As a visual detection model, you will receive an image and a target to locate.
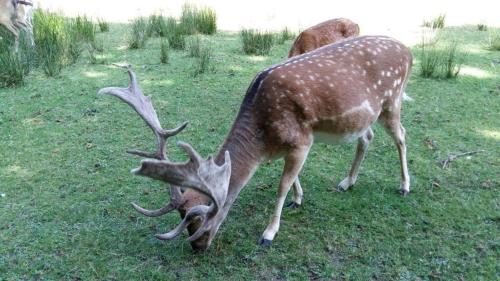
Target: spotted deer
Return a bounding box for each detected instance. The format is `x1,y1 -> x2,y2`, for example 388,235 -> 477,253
99,35 -> 412,250
288,18 -> 360,58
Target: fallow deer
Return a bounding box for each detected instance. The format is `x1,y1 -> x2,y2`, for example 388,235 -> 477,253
99,35 -> 412,250
288,18 -> 360,58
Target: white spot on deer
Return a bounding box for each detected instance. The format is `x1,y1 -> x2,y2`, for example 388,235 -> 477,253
366,87 -> 371,93
362,70 -> 367,76
387,71 -> 392,77
280,74 -> 286,79
384,89 -> 393,97
317,63 -> 324,68
295,74 -> 301,78
358,50 -> 364,55
329,83 -> 335,88
366,61 -> 371,66
381,71 -> 386,77
342,100 -> 375,116
308,75 -> 315,81
377,80 -> 382,85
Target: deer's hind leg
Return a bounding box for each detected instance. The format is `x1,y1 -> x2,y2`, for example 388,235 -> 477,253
286,177 -> 303,209
379,109 -> 410,195
337,127 -> 374,191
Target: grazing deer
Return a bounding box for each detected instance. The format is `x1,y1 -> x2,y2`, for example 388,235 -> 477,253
288,18 -> 359,58
99,35 -> 412,250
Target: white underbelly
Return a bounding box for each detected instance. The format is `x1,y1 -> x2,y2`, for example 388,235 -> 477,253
313,129 -> 367,145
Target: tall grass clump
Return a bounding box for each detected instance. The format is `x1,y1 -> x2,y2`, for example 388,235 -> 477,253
147,14 -> 168,37
65,20 -> 83,64
187,35 -> 201,57
441,42 -> 465,78
33,9 -> 67,76
165,17 -> 185,50
0,30 -> 33,87
419,36 -> 440,78
422,14 -> 446,29
477,23 -> 487,31
160,38 -> 169,64
128,17 -> 148,49
193,46 -> 212,76
74,15 -> 96,43
419,37 -> 465,79
487,31 -> 500,51
276,27 -> 295,45
180,4 -> 217,35
97,18 -> 110,32
195,6 -> 217,35
240,29 -> 275,55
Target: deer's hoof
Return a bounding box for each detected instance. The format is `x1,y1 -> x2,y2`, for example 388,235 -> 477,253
258,238 -> 272,247
286,201 -> 301,209
399,189 -> 410,196
337,177 -> 352,192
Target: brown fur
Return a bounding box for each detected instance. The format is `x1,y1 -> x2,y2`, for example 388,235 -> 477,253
289,18 -> 360,57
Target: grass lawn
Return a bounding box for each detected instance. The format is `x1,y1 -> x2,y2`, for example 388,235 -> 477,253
0,24 -> 499,280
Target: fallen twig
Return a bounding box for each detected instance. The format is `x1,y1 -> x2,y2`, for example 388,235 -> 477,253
440,150 -> 485,169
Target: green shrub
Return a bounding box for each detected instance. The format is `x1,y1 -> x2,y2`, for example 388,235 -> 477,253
477,24 -> 487,31
66,21 -> 83,64
422,14 -> 446,29
276,27 -> 295,45
441,42 -> 465,78
180,4 -> 217,35
74,15 -> 96,43
0,30 -> 33,87
487,32 -> 500,51
165,17 -> 185,50
419,38 -> 465,79
128,17 -> 148,49
240,29 -> 275,55
160,38 -> 169,64
33,9 -> 67,76
147,14 -> 168,37
195,7 -> 217,35
97,18 -> 110,32
193,46 -> 212,76
187,35 -> 201,57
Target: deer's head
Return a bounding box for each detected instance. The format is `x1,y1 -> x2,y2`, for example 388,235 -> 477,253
98,65 -> 231,250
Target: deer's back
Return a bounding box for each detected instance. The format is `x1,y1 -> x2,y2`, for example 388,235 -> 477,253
250,36 -> 412,152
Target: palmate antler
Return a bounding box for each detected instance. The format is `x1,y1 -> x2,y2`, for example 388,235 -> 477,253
98,64 -> 187,216
98,65 -> 231,242
133,142 -> 231,241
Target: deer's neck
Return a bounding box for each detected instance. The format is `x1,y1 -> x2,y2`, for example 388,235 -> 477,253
211,105 -> 264,232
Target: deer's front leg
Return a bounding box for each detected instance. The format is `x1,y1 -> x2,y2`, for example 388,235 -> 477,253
259,144 -> 311,246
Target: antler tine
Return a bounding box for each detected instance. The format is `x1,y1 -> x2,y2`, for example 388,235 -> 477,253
131,201 -> 176,217
155,205 -> 210,240
130,185 -> 183,217
98,64 -> 188,160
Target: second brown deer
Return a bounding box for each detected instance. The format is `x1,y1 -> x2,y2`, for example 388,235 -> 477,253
99,35 -> 412,250
288,18 -> 360,57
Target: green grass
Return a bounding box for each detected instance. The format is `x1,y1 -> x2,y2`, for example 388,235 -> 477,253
180,4 -> 217,35
276,27 -> 295,45
33,9 -> 68,76
240,29 -> 275,55
97,18 -> 110,32
128,17 -> 149,49
487,31 -> 500,51
160,38 -> 169,64
0,23 -> 499,280
423,14 -> 446,29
